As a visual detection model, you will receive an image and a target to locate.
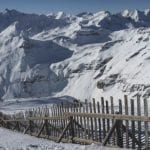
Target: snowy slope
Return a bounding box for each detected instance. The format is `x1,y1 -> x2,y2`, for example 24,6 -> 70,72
0,9 -> 150,104
0,127 -> 127,150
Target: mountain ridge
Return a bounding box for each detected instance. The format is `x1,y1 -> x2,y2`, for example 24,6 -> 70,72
0,9 -> 150,102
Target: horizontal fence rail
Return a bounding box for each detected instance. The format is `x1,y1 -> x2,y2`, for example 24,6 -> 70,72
0,95 -> 150,149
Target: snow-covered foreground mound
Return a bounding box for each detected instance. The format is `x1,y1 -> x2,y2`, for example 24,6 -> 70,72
0,9 -> 150,103
0,127 -> 124,150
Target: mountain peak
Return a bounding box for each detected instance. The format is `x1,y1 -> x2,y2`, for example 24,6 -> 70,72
0,21 -> 20,37
55,11 -> 66,19
0,9 -> 150,102
77,12 -> 93,17
144,8 -> 150,15
2,9 -> 23,16
121,9 -> 130,17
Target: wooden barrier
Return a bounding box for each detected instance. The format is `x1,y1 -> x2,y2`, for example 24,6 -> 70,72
0,95 -> 150,149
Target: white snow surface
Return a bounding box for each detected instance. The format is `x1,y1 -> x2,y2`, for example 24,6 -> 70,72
0,127 -> 126,150
0,9 -> 150,106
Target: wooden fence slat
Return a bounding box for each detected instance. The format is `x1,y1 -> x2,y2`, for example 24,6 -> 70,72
131,99 -> 135,149
103,120 -> 118,146
57,104 -> 61,137
62,103 -> 68,139
89,102 -> 94,140
85,99 -> 90,140
83,100 -> 87,139
73,101 -> 77,139
29,110 -> 32,135
118,99 -> 123,147
59,103 -> 66,134
75,101 -> 80,138
97,101 -> 101,142
45,106 -> 49,136
106,101 -> 110,132
65,103 -> 69,137
101,97 -> 106,139
137,94 -> 141,149
93,98 -> 98,141
106,100 -> 110,144
57,119 -> 71,143
55,104 -> 59,137
54,105 -> 57,137
116,119 -> 123,148
144,98 -> 149,149
51,105 -> 55,137
110,96 -> 115,145
124,95 -> 129,148
79,101 -> 83,139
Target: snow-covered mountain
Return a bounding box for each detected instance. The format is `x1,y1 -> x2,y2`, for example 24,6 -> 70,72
0,8 -> 150,102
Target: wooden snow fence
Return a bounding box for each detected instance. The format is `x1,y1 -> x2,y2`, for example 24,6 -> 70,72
0,95 -> 150,149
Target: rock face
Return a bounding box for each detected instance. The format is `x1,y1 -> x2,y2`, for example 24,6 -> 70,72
0,9 -> 150,101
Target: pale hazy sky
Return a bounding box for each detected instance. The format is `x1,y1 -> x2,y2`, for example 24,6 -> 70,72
0,0 -> 149,14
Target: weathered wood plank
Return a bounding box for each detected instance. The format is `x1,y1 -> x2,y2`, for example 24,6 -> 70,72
55,104 -> 59,137
131,99 -> 135,149
124,95 -> 129,148
144,98 -> 149,149
79,101 -> 83,139
118,100 -> 123,147
29,110 -> 33,134
37,122 -> 45,137
57,120 -> 71,143
69,116 -> 75,143
51,105 -> 55,137
106,101 -> 110,133
75,101 -> 80,138
5,112 -> 150,122
64,112 -> 150,121
101,97 -> 106,139
89,102 -> 94,140
85,99 -> 90,140
137,94 -> 141,149
93,98 -> 98,141
97,101 -> 101,142
72,101 -> 77,139
53,105 -> 57,137
103,120 -> 117,146
116,119 -> 123,148
57,105 -> 60,137
110,96 -> 115,145
82,100 -> 86,139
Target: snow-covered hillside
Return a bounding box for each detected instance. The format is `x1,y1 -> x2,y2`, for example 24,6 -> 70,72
0,127 -> 124,150
0,8 -> 150,103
